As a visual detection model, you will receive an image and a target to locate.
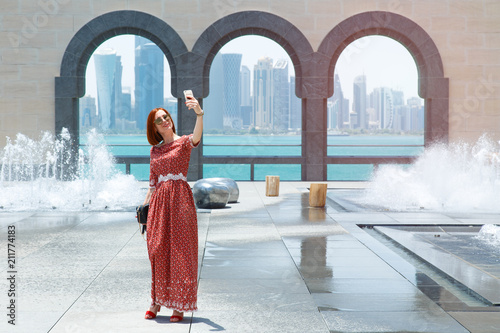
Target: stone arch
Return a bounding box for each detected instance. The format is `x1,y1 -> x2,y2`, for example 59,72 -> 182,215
188,11 -> 316,180
318,11 -> 449,144
191,11 -> 314,98
55,10 -> 188,138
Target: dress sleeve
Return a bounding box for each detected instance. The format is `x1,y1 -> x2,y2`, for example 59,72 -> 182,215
188,134 -> 200,148
149,147 -> 157,188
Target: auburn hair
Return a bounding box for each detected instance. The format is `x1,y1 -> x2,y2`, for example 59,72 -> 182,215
146,108 -> 176,145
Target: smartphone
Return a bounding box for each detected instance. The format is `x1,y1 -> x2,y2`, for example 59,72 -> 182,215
183,89 -> 193,100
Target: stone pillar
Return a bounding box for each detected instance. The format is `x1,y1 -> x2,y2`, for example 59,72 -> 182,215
302,97 -> 327,181
54,76 -> 84,180
300,52 -> 329,181
424,77 -> 449,145
175,52 -> 205,181
177,96 -> 204,181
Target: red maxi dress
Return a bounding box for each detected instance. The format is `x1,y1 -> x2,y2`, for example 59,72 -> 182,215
147,134 -> 199,312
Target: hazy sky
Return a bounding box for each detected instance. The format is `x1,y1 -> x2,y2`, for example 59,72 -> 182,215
85,34 -> 421,105
334,35 -> 420,101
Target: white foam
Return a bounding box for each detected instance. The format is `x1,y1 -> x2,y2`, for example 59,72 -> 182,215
361,134 -> 500,212
477,224 -> 500,247
0,129 -> 143,211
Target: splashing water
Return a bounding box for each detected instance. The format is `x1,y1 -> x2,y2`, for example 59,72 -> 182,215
362,135 -> 500,212
0,129 -> 143,211
477,225 -> 500,248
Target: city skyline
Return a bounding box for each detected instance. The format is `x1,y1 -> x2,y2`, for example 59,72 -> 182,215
82,34 -> 423,133
84,34 -> 421,103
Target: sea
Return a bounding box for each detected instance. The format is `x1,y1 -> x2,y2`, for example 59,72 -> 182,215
80,134 -> 424,181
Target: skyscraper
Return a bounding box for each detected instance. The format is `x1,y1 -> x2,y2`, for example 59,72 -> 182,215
94,48 -> 122,130
135,35 -> 148,50
353,75 -> 367,129
222,53 -> 242,129
391,90 -> 406,131
115,87 -> 135,131
371,87 -> 394,129
272,59 -> 289,131
253,57 -> 273,129
121,86 -> 132,121
240,65 -> 251,107
329,74 -> 349,129
113,55 -> 123,128
408,97 -> 424,131
135,38 -> 164,130
240,65 -> 252,128
79,95 -> 97,130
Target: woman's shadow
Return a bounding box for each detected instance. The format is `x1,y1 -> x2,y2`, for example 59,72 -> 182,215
153,315 -> 225,331
191,316 -> 225,331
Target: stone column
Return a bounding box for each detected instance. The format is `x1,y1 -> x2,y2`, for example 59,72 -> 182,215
302,97 -> 327,180
175,52 -> 205,181
300,54 -> 329,181
54,75 -> 84,180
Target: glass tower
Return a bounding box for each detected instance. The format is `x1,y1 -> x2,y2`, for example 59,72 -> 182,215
353,74 -> 367,129
222,53 -> 242,129
94,48 -> 122,130
135,38 -> 164,130
240,65 -> 251,107
253,57 -> 273,129
272,59 -> 289,131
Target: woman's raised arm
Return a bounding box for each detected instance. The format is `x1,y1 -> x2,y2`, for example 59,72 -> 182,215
185,97 -> 203,145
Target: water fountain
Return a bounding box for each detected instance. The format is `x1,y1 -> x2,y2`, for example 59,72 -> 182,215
0,128 -> 143,211
477,224 -> 500,248
362,134 -> 500,212
343,135 -> 500,306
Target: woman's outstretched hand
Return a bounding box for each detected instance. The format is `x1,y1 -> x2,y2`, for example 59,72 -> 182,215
186,95 -> 203,145
185,96 -> 203,115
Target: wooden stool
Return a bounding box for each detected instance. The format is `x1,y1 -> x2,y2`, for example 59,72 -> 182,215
265,176 -> 280,196
309,183 -> 327,207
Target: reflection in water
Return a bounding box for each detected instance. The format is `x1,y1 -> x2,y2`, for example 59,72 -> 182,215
301,193 -> 327,221
299,237 -> 332,279
297,194 -> 332,278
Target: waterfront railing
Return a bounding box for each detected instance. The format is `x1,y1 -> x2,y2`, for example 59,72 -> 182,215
90,143 -> 420,181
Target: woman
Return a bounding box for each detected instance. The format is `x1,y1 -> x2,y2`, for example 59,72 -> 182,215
142,96 -> 203,322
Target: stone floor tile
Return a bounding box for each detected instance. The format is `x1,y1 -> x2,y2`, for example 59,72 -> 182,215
50,310 -> 192,333
1,182 -> 499,333
321,310 -> 469,333
305,277 -> 417,294
197,292 -> 318,312
313,292 -> 441,312
189,310 -> 329,333
449,311 -> 500,333
198,278 -> 310,294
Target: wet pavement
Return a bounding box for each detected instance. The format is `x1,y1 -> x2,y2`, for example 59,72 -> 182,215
1,181 -> 500,332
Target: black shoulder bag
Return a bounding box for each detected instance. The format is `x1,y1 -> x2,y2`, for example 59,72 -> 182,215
136,204 -> 149,235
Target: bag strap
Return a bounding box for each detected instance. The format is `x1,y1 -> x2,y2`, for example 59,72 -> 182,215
139,224 -> 147,241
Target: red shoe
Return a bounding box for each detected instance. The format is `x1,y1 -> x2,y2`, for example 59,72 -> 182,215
170,311 -> 184,322
145,305 -> 160,319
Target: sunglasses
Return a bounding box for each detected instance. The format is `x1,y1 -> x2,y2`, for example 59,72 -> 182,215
154,114 -> 170,125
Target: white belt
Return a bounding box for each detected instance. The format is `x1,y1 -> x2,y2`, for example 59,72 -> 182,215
157,173 -> 187,183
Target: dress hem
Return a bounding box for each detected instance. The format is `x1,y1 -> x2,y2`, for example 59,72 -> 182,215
152,300 -> 198,313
